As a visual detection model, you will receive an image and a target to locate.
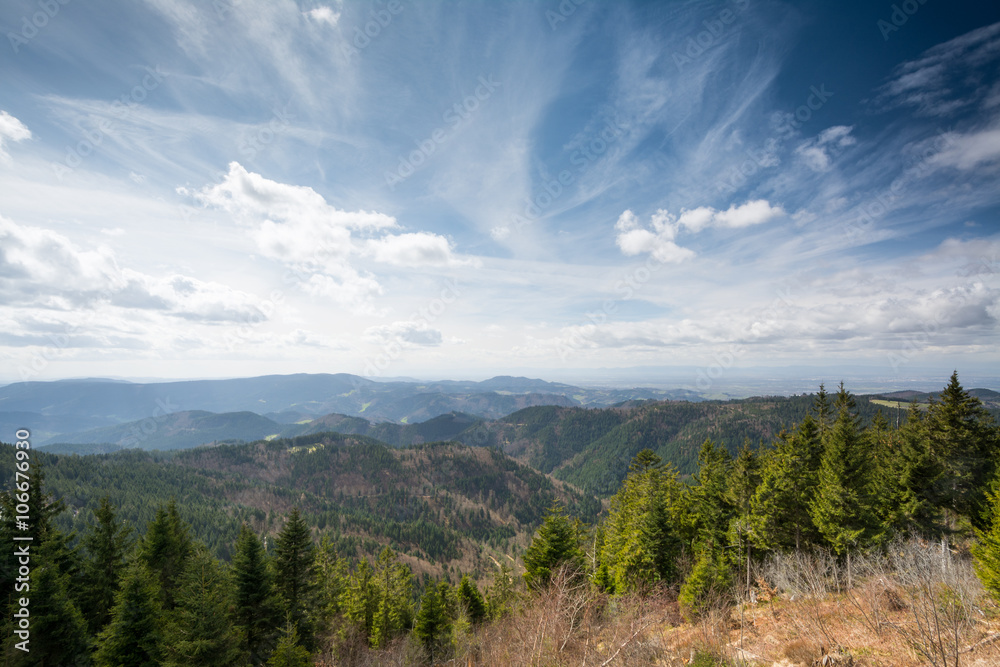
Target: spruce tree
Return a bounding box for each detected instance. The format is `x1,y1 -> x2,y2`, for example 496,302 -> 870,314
371,547 -> 413,648
891,402 -> 945,536
342,558 -> 377,641
139,500 -> 192,610
21,537 -> 89,666
266,622 -> 312,667
232,524 -> 280,665
522,505 -> 584,589
274,508 -> 317,650
457,575 -> 486,625
413,581 -> 451,661
810,401 -> 874,581
80,496 -> 134,635
687,440 -> 733,552
162,547 -> 243,667
925,371 -> 999,532
974,474 -> 1000,602
599,449 -> 682,592
94,562 -> 166,667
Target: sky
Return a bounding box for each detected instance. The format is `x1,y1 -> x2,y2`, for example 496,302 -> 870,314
0,0 -> 999,388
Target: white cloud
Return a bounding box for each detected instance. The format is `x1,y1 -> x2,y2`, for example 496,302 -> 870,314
0,111 -> 31,159
305,6 -> 340,26
795,125 -> 856,172
186,163 -> 475,310
615,200 -> 784,262
927,126 -> 1000,171
364,321 -> 443,347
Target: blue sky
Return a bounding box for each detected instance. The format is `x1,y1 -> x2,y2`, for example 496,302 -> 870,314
0,0 -> 998,386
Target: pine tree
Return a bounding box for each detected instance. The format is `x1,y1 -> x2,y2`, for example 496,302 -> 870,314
371,547 -> 413,648
232,524 -> 281,665
139,500 -> 193,610
413,581 -> 451,661
94,562 -> 166,667
687,440 -> 733,552
812,383 -> 833,435
484,560 -> 516,620
750,416 -> 823,551
342,558 -> 378,641
522,505 -> 584,589
162,547 -> 243,667
810,401 -> 875,580
925,371 -> 999,532
266,622 -> 312,667
891,402 -> 945,536
599,449 -> 682,593
973,478 -> 1000,603
80,496 -> 134,635
274,508 -> 317,650
21,536 -> 89,666
457,575 -> 486,624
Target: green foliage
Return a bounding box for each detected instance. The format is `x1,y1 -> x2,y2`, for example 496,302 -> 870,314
413,580 -> 452,661
232,524 -> 281,664
678,549 -> 732,621
599,449 -> 682,592
139,499 -> 193,610
371,547 -> 413,648
162,547 -> 243,667
274,508 -> 317,650
80,496 -> 134,635
20,536 -> 89,666
457,575 -> 487,624
973,479 -> 1000,603
485,560 -> 517,620
522,505 -> 584,589
94,562 -> 166,667
266,622 -> 312,667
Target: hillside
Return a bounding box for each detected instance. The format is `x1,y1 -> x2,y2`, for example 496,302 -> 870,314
4,433 -> 600,580
455,394 -> 906,494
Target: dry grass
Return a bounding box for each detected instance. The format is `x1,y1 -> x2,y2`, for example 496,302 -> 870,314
317,541 -> 1000,666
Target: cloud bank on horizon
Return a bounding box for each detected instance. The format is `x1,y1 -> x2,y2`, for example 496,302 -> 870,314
0,0 -> 998,385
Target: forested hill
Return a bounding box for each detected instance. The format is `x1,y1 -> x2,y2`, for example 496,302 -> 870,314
457,393 -> 909,495
0,433 -> 599,581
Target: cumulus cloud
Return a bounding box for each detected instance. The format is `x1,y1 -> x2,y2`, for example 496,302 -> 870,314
0,216 -> 263,323
0,111 -> 30,159
614,200 -> 784,263
796,125 -> 856,172
364,321 -> 443,347
185,163 -> 474,310
305,6 -> 340,26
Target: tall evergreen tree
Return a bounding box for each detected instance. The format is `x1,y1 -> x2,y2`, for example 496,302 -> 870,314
162,547 -> 243,667
599,449 -> 682,593
810,401 -> 875,571
266,622 -> 312,667
925,371 -> 999,532
457,576 -> 486,625
974,475 -> 1000,603
750,415 -> 823,551
232,524 -> 281,665
522,505 -> 584,589
19,536 -> 89,667
139,500 -> 193,610
686,440 -> 733,552
413,581 -> 451,662
342,558 -> 378,641
371,547 -> 413,648
94,562 -> 166,667
80,496 -> 134,635
812,383 -> 833,435
890,402 -> 945,537
273,508 -> 317,651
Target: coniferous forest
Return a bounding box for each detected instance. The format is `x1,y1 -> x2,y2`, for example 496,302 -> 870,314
3,372 -> 1000,665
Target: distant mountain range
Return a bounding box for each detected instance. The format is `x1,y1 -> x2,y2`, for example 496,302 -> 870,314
0,373 -> 696,445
